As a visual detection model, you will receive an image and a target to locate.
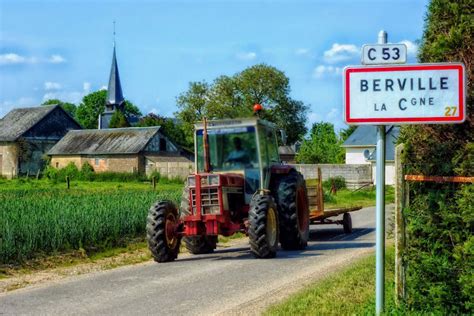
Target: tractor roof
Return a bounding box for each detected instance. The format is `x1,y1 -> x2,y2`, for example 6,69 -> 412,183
194,118 -> 276,130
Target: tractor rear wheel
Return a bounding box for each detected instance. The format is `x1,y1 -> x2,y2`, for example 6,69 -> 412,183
147,201 -> 181,262
180,184 -> 217,254
248,194 -> 279,258
184,236 -> 217,254
273,171 -> 310,250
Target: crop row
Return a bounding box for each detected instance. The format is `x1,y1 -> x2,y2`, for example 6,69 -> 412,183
0,188 -> 181,264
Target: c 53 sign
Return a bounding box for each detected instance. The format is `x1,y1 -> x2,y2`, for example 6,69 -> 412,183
343,63 -> 466,124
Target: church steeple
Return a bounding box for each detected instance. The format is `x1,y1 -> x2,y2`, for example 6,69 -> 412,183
105,46 -> 124,111
99,21 -> 127,129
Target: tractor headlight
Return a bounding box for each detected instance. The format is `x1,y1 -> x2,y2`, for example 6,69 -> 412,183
208,175 -> 219,186
187,176 -> 196,187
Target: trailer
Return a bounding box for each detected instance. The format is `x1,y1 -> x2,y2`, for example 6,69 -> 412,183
306,168 -> 363,234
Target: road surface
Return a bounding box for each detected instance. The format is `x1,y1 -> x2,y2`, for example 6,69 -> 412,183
0,205 -> 392,316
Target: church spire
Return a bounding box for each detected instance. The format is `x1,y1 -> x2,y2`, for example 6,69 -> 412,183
106,47 -> 124,110
99,21 -> 126,129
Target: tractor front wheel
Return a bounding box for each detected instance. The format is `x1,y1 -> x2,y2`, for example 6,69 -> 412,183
248,194 -> 279,258
147,201 -> 181,262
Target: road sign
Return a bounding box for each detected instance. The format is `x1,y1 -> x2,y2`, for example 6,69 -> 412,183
343,63 -> 466,124
362,44 -> 407,64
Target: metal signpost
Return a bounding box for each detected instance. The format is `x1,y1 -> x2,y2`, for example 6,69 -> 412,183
343,30 -> 466,315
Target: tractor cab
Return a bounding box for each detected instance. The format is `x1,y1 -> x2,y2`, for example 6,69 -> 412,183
194,118 -> 280,203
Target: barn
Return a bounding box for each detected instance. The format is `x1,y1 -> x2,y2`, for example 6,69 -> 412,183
48,127 -> 192,177
0,105 -> 81,178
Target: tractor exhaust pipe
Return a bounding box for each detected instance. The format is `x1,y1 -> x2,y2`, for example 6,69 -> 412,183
203,117 -> 211,173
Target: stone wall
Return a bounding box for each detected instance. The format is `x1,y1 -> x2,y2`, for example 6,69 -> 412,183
146,161 -> 194,180
51,155 -> 140,173
0,142 -> 19,179
293,164 -> 373,189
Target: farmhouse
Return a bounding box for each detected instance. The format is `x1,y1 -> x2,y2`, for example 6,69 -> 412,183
48,127 -> 192,177
0,105 -> 81,178
342,125 -> 399,185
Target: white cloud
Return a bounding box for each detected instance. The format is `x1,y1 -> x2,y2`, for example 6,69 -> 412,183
295,48 -> 312,57
0,53 -> 66,65
323,43 -> 359,63
236,51 -> 257,61
48,54 -> 66,64
99,85 -> 107,91
44,81 -> 62,91
83,82 -> 91,93
399,40 -> 418,57
312,65 -> 342,79
0,53 -> 37,65
0,97 -> 37,117
42,82 -> 91,104
326,107 -> 338,120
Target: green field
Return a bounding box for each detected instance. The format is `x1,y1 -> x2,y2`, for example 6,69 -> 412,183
1,177 -> 388,265
0,179 -> 182,264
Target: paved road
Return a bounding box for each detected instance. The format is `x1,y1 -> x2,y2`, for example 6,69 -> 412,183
0,205 -> 392,316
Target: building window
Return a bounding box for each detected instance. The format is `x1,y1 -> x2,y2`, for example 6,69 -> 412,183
95,158 -> 100,166
159,138 -> 167,151
55,162 -> 59,168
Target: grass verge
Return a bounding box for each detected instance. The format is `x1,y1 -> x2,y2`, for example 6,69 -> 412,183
265,245 -> 397,316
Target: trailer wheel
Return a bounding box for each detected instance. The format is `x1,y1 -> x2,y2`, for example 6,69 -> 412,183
248,194 -> 279,258
273,171 -> 309,250
343,213 -> 352,234
147,201 -> 181,262
184,236 -> 217,254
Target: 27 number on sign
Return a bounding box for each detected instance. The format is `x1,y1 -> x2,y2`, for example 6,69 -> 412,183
445,106 -> 457,116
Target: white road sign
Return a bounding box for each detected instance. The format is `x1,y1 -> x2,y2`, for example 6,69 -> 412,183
343,63 -> 466,124
361,44 -> 407,64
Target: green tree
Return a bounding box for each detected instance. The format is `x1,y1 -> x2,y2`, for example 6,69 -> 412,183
76,90 -> 142,129
399,0 -> 473,313
339,125 -> 357,142
137,113 -> 189,149
296,122 -> 344,164
42,99 -> 77,118
176,64 -> 308,145
109,110 -> 130,128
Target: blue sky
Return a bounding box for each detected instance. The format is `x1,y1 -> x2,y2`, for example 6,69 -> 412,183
0,0 -> 429,130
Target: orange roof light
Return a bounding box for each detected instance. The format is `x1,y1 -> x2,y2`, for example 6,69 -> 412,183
253,103 -> 263,112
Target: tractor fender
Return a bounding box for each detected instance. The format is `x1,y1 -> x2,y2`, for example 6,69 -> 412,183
270,165 -> 296,175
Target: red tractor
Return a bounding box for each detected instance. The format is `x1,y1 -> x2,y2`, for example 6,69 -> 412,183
146,117 -> 310,262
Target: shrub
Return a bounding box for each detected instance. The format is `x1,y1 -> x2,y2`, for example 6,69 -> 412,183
80,162 -> 95,181
323,176 -> 346,191
148,170 -> 161,182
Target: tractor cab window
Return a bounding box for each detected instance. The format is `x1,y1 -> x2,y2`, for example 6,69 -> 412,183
196,126 -> 258,172
258,126 -> 280,187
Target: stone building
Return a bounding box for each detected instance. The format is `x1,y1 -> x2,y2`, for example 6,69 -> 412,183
48,127 -> 192,177
0,105 -> 81,178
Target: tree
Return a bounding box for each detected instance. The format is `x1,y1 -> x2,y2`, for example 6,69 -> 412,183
295,122 -> 344,164
339,125 -> 357,142
137,113 -> 189,149
75,90 -> 142,129
176,64 -> 308,145
398,1 -> 473,313
42,99 -> 77,118
109,110 -> 130,128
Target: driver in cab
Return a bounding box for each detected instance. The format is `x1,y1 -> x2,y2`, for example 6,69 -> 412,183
225,137 -> 250,167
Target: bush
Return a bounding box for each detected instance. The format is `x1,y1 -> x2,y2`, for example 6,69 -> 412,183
148,170 -> 161,182
322,176 -> 346,191
80,162 -> 95,181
